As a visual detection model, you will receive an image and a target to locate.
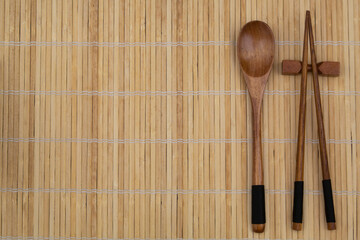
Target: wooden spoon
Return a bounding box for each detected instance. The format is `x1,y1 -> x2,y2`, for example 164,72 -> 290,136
237,21 -> 275,233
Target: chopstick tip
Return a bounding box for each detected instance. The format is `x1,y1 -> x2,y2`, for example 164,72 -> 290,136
327,222 -> 336,230
292,222 -> 302,231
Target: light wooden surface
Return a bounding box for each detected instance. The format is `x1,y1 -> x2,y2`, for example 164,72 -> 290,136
0,0 -> 359,239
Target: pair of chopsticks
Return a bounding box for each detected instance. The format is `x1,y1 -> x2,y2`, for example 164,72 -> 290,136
292,11 -> 336,231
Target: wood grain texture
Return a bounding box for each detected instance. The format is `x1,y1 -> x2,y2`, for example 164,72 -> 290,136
294,12 -> 309,184
308,12 -> 336,231
0,0 -> 359,239
308,13 -> 332,182
291,11 -> 309,232
237,21 -> 275,188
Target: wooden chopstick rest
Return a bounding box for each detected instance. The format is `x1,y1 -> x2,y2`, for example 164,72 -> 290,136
282,60 -> 340,76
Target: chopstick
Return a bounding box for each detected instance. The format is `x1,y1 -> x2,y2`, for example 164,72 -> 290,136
292,11 -> 336,231
308,11 -> 336,231
292,11 -> 309,231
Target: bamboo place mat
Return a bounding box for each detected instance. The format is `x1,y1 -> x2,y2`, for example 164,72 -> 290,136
0,0 -> 360,239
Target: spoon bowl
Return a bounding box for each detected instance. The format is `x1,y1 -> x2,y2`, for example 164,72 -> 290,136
237,21 -> 275,233
238,21 -> 275,78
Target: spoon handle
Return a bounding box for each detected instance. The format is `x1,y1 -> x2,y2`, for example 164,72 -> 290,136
251,103 -> 265,232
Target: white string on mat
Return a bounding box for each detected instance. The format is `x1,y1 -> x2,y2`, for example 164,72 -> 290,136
0,138 -> 248,144
0,237 -> 309,240
0,40 -> 234,47
0,90 -> 249,96
275,40 -> 360,46
0,188 -> 358,196
0,137 -> 358,144
1,89 -> 359,97
0,40 -> 359,47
